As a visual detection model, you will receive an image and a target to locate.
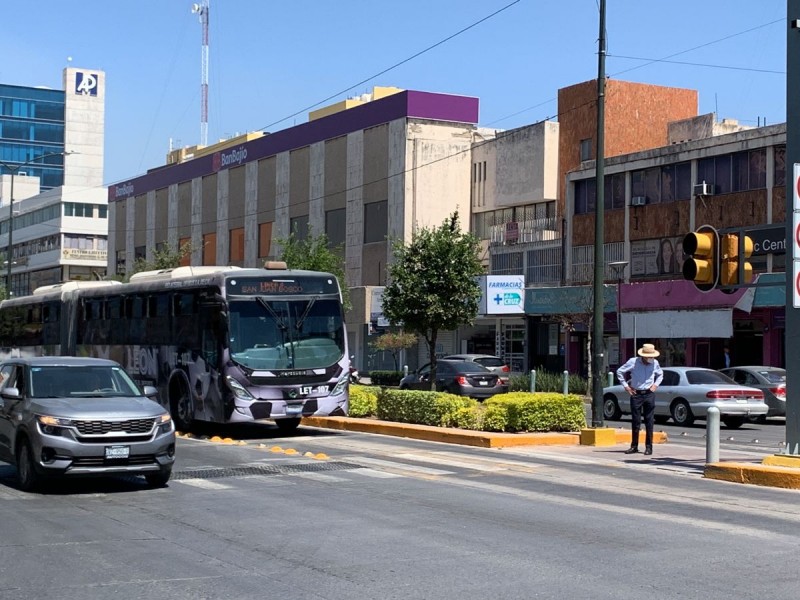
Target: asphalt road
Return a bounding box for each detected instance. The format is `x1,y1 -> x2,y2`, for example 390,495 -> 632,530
0,423 -> 798,599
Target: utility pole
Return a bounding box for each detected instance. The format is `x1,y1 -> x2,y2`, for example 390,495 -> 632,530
785,0 -> 800,452
590,0 -> 607,427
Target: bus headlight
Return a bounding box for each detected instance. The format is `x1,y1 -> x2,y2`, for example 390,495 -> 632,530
226,376 -> 255,401
331,372 -> 349,397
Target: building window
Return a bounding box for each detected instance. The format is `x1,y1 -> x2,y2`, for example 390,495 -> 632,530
289,216 -> 309,241
364,200 -> 387,243
580,138 -> 592,162
134,246 -> 146,260
202,233 -> 216,265
775,145 -> 786,187
258,222 -> 272,258
229,227 -> 244,263
325,208 -> 346,248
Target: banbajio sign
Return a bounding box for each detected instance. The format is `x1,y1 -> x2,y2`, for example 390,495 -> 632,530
212,146 -> 248,172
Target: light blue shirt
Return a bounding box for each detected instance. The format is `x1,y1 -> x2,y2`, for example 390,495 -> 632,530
617,357 -> 664,390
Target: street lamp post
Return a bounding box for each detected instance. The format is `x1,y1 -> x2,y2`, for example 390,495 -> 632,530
0,151 -> 71,295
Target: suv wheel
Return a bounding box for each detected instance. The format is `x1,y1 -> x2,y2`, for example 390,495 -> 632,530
16,439 -> 41,493
145,469 -> 172,488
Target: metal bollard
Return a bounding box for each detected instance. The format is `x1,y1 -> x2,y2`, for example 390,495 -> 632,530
706,406 -> 720,464
529,370 -> 536,393
562,370 -> 569,395
403,365 -> 408,377
607,371 -> 613,388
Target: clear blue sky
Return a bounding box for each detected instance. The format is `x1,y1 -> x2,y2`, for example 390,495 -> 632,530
1,0 -> 787,187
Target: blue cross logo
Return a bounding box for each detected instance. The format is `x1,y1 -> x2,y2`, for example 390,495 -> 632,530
493,294 -> 503,305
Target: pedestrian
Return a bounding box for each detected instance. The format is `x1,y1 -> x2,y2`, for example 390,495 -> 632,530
616,343 -> 664,456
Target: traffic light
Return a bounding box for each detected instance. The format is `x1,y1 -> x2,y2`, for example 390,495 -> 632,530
682,225 -> 718,291
719,233 -> 754,287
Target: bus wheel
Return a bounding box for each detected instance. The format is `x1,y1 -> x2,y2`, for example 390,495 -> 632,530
170,382 -> 194,432
275,418 -> 301,434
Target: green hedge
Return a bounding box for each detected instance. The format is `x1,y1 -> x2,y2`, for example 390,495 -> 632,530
348,384 -> 378,417
369,370 -> 404,386
373,388 -> 585,433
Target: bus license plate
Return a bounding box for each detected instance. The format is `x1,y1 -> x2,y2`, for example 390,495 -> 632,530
105,446 -> 130,460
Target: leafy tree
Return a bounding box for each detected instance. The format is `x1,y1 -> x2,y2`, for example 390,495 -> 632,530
371,330 -> 418,371
130,241 -> 194,277
277,227 -> 350,311
382,212 -> 483,390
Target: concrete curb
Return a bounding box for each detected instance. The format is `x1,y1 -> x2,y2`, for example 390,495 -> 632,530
704,462 -> 800,489
301,417 -> 667,449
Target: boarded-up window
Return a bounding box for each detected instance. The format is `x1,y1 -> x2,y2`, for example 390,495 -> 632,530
259,222 -> 272,258
202,233 -> 216,265
230,227 -> 245,263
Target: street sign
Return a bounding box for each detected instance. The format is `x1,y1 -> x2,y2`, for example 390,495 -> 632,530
795,260 -> 800,308
795,163 -> 800,211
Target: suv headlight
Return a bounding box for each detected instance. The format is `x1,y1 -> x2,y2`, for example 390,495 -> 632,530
158,413 -> 173,434
37,415 -> 73,436
226,376 -> 255,401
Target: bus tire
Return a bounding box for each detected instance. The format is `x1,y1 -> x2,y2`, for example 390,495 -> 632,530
275,418 -> 301,434
170,378 -> 194,432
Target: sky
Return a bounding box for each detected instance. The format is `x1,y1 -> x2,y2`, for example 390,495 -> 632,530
0,0 -> 788,188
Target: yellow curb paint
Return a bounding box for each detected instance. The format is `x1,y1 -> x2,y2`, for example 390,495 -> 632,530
705,462 -> 800,489
210,436 -> 223,442
579,428 -> 617,446
762,454 -> 800,467
314,453 -> 329,460
284,448 -> 298,455
270,446 -> 283,452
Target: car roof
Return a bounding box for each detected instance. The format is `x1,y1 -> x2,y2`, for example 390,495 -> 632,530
725,366 -> 784,372
2,356 -> 121,367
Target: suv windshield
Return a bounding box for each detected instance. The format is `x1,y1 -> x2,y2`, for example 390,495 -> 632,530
29,366 -> 142,398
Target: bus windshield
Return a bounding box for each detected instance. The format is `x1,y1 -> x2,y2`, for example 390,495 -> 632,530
228,297 -> 345,370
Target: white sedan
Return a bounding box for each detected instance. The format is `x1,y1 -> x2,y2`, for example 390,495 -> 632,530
602,366 -> 768,429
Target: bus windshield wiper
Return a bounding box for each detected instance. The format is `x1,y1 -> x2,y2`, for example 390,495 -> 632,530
256,297 -> 287,331
294,296 -> 318,331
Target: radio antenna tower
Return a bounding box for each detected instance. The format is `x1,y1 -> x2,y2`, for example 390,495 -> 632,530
192,0 -> 209,147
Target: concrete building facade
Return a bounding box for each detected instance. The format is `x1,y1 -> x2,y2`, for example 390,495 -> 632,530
0,67 -> 108,296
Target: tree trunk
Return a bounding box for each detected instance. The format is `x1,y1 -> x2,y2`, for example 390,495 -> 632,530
427,329 -> 438,391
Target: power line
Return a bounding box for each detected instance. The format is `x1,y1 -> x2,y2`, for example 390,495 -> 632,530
608,55 -> 784,75
254,1 -> 522,133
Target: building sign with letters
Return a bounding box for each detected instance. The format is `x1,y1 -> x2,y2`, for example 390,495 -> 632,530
480,275 -> 525,315
75,72 -> 99,96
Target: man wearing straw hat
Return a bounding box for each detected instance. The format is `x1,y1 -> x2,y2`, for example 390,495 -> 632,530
616,343 -> 664,456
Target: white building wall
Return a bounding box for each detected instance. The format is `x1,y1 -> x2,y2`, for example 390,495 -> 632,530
244,161 -> 259,266
168,184 -> 179,249
216,170 -> 229,265
274,152 -> 290,247
309,142 -> 325,235
145,190 -> 156,261
402,120 -> 474,240
62,68 -> 105,189
191,178 -> 203,264
387,119 -> 406,267
345,131 -> 364,287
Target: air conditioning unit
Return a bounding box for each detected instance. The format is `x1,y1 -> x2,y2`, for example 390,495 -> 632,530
630,196 -> 647,207
694,182 -> 714,196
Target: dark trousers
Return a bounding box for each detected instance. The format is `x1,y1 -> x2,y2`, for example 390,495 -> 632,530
630,391 -> 655,448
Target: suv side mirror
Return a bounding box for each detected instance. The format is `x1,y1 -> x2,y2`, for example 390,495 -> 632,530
1,387 -> 20,400
142,385 -> 159,399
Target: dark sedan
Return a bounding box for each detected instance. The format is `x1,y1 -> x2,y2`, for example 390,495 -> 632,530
399,359 -> 505,400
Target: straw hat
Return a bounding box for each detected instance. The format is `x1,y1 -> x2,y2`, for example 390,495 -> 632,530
637,343 -> 660,358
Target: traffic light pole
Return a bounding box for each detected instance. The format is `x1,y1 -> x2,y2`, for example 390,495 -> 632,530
786,2 -> 800,453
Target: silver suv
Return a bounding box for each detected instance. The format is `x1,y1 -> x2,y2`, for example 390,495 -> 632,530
0,356 -> 175,491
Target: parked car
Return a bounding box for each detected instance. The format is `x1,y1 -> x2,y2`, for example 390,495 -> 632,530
719,366 -> 786,419
0,356 -> 176,492
602,366 -> 767,429
399,359 -> 504,400
441,354 -> 511,390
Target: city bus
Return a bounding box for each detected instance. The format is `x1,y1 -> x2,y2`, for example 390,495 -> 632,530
0,264 -> 350,431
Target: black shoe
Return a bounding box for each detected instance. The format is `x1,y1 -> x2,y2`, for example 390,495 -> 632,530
644,447 -> 653,456
624,447 -> 639,454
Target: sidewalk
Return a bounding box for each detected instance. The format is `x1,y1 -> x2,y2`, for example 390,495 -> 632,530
301,416 -> 800,490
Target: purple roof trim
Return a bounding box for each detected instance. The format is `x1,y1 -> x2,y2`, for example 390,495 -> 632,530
619,280 -> 749,311
108,90 -> 479,202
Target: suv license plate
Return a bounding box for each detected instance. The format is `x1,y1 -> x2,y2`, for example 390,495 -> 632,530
105,446 -> 130,459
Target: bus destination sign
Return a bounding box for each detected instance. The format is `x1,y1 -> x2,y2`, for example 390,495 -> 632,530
227,276 -> 339,296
